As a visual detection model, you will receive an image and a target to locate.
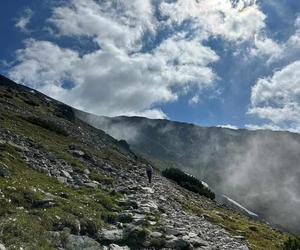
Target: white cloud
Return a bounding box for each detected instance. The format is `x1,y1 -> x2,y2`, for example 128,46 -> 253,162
9,0 -> 269,119
48,0 -> 155,52
9,39 -> 79,90
250,35 -> 283,61
245,123 -> 285,132
248,60 -> 300,132
160,0 -> 266,42
189,95 -> 200,105
217,124 -> 239,130
251,15 -> 300,63
15,8 -> 33,33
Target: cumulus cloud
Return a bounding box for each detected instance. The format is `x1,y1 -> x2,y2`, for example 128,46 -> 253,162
251,15 -> 300,63
160,0 -> 266,42
248,60 -> 300,132
9,0 -> 268,118
15,8 -> 33,33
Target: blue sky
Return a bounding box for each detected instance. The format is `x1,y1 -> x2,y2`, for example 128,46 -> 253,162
1,0 -> 300,132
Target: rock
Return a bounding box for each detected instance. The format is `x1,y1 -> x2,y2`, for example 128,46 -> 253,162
0,243 -> 6,250
165,237 -> 190,249
57,176 -> 68,184
108,244 -> 130,250
149,221 -> 157,226
139,200 -> 158,212
0,163 -> 10,178
189,236 -> 209,247
84,169 -> 90,175
98,229 -> 123,242
188,232 -> 197,238
33,198 -> 55,208
118,199 -> 138,209
141,187 -> 154,194
7,141 -> 29,152
166,227 -> 183,236
84,182 -> 98,188
61,170 -> 72,179
150,231 -> 163,238
68,144 -> 77,150
48,231 -> 61,247
233,235 -> 245,240
70,150 -> 86,158
65,235 -> 101,250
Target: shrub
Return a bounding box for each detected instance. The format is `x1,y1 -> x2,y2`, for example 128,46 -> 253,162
162,168 -> 215,200
283,237 -> 300,250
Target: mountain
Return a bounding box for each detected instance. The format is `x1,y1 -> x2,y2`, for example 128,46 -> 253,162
0,74 -> 294,249
76,114 -> 300,235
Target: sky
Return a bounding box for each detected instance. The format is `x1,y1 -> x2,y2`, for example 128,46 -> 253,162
1,0 -> 300,132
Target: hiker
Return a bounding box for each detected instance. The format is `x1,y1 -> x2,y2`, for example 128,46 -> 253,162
146,164 -> 153,184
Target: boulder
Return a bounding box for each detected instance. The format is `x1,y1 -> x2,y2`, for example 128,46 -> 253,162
98,229 -> 124,242
0,243 -> 6,250
189,236 -> 209,247
61,170 -> 72,179
84,182 -> 98,188
0,163 -> 10,178
150,231 -> 163,238
108,244 -> 130,250
65,235 -> 101,250
165,237 -> 190,249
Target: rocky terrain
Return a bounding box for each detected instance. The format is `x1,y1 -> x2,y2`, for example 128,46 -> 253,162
0,74 -> 290,249
77,114 -> 300,235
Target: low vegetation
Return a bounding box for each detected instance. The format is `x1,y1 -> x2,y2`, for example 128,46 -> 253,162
283,237 -> 300,250
183,202 -> 289,250
162,167 -> 215,200
0,142 -> 118,249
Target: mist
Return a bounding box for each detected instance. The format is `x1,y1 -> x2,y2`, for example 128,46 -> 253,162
76,112 -> 300,234
220,133 -> 300,234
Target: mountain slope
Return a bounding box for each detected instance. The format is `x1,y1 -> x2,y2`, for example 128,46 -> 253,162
76,114 -> 300,235
0,75 -> 291,249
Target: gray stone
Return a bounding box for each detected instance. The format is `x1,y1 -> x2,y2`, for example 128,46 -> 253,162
84,182 -> 98,188
150,231 -> 163,238
84,169 -> 91,175
98,229 -> 123,242
65,235 -> 101,250
141,187 -> 154,194
0,243 -> 6,250
71,150 -> 86,157
61,170 -> 72,179
166,228 -> 183,236
165,238 -> 190,249
57,176 -> 68,184
189,236 -> 209,247
0,163 -> 10,178
108,244 -> 130,250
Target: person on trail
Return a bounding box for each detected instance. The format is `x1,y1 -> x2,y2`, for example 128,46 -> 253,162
146,164 -> 153,184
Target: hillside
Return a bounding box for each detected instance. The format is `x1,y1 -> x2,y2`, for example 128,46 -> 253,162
76,115 -> 300,235
0,74 -> 292,249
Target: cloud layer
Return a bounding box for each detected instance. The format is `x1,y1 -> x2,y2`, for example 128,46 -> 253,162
9,0 -> 269,118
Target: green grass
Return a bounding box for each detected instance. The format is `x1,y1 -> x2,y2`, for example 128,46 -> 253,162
0,141 -> 118,249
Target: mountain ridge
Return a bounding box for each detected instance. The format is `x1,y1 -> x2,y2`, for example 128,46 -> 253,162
0,74 -> 294,249
76,112 -> 300,235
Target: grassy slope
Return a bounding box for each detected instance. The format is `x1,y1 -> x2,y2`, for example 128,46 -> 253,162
0,80 -> 127,249
0,77 -> 291,249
